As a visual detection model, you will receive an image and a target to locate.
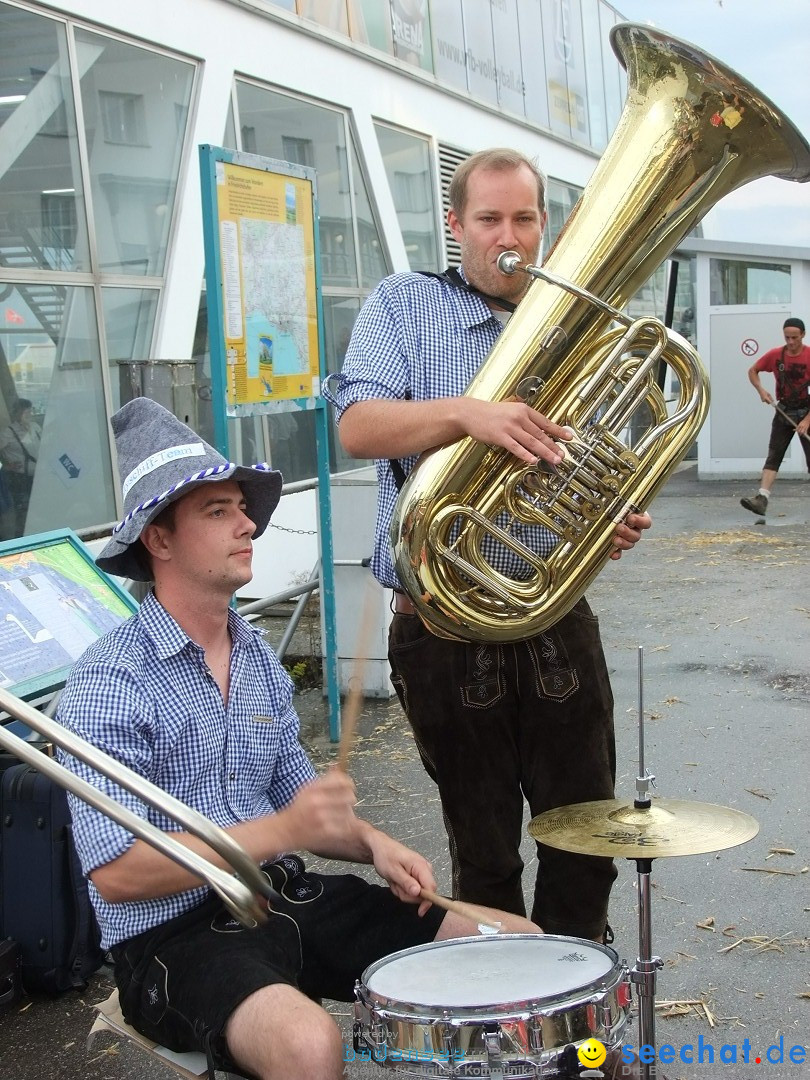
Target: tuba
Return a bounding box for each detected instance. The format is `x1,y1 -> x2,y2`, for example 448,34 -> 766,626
391,23 -> 810,643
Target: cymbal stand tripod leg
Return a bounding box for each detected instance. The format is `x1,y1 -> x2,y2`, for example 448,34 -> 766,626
630,857 -> 664,1080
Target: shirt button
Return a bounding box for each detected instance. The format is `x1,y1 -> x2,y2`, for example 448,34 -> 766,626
228,771 -> 236,781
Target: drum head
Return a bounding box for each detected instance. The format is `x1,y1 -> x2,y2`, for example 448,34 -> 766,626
364,934 -> 617,1009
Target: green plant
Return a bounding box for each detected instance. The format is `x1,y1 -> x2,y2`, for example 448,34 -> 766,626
286,660 -> 308,687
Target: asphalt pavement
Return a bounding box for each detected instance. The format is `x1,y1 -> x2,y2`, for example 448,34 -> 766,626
1,466 -> 808,1080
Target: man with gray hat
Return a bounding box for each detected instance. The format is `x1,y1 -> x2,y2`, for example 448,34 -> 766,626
56,398 -> 536,1080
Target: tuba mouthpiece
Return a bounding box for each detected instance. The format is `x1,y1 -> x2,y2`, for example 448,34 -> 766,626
497,251 -> 521,275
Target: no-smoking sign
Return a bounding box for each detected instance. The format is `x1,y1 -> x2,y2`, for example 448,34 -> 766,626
741,338 -> 759,356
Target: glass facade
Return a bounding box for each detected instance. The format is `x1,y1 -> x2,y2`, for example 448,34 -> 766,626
627,259 -> 696,345
0,0 -> 669,543
545,177 -> 582,251
0,284 -> 114,539
581,0 -> 608,150
540,0 -> 589,144
75,29 -> 194,277
101,288 -> 160,409
0,5 -> 90,273
709,260 -> 791,306
270,0 -> 625,151
374,123 -> 440,273
0,2 -> 196,541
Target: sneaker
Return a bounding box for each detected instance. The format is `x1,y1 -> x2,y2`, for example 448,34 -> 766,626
740,493 -> 768,517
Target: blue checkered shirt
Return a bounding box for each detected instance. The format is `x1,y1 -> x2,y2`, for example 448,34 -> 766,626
56,590 -> 316,949
324,271 -> 556,589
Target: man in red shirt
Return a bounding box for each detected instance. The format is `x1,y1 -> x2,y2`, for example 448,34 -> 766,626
740,317 -> 810,517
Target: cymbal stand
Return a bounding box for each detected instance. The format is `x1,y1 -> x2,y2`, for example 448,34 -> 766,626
628,647 -> 664,1080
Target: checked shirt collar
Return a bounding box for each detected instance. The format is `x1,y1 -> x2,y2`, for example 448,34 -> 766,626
138,588 -> 258,660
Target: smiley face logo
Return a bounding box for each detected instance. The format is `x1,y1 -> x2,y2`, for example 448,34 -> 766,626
577,1038 -> 607,1069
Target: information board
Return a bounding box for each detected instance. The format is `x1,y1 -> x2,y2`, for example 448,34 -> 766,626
200,148 -> 321,420
0,529 -> 138,700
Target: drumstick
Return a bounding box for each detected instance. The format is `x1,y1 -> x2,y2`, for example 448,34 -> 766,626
419,888 -> 502,934
336,580 -> 377,773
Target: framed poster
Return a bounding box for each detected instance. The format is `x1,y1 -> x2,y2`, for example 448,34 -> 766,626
199,146 -> 323,446
0,529 -> 137,701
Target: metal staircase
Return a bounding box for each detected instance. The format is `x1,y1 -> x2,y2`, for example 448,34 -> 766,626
0,212 -> 68,343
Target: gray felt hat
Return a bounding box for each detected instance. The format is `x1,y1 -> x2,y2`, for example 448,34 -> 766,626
96,397 -> 282,581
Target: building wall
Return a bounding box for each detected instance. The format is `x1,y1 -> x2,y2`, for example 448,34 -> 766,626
3,1 -> 807,598
1,0 -> 623,587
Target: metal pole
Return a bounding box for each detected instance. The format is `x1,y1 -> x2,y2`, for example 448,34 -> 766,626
635,645 -> 653,807
634,858 -> 661,1080
276,561 -> 320,662
630,646 -> 662,1077
657,258 -> 679,391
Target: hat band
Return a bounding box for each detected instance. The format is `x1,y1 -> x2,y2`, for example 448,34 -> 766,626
122,441 -> 205,499
112,462 -> 274,536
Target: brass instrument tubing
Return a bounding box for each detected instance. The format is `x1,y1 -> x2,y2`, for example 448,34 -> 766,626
0,687 -> 272,924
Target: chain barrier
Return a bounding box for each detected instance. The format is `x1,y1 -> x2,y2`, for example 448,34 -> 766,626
268,521 -> 317,536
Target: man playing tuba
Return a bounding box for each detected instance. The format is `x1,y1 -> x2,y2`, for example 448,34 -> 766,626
327,148 -> 652,945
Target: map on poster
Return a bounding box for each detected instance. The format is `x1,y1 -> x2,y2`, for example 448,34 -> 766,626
213,158 -> 320,414
242,220 -> 309,381
0,532 -> 137,698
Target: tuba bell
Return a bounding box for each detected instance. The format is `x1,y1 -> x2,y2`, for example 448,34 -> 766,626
391,23 -> 810,643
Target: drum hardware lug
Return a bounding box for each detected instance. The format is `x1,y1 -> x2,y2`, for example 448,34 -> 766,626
351,1018 -> 363,1054
351,987 -> 364,1054
527,1009 -> 545,1054
371,1019 -> 388,1055
585,990 -> 616,1033
617,963 -> 634,1008
440,1022 -> 454,1061
482,1025 -> 506,1080
599,997 -> 614,1026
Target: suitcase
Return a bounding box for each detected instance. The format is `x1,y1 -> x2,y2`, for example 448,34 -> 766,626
0,762 -> 104,994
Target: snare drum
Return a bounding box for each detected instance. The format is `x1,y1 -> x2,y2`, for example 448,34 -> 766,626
354,935 -> 631,1078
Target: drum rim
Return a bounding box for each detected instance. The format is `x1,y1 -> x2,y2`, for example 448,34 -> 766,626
358,933 -> 624,1016
361,933 -> 618,979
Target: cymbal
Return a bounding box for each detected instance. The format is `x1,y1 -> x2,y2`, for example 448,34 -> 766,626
528,798 -> 759,858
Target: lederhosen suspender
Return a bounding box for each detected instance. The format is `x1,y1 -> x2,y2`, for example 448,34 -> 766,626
421,267 -> 518,317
